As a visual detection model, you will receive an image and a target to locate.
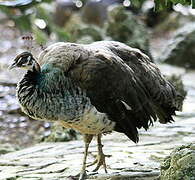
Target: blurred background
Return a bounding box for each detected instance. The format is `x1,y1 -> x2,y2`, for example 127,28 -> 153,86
0,0 -> 194,154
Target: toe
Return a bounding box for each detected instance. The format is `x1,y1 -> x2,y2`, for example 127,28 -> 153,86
87,159 -> 98,167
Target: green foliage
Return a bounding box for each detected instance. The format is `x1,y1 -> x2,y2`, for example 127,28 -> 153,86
12,14 -> 32,32
131,0 -> 146,8
1,0 -> 195,44
154,0 -> 192,11
35,5 -> 70,41
0,6 -> 33,31
0,0 -> 70,43
129,0 -> 193,10
32,26 -> 48,45
53,26 -> 70,41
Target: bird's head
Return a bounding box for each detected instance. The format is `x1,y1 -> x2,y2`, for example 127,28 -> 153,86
9,52 -> 40,72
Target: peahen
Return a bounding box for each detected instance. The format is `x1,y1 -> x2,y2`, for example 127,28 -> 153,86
10,41 -> 183,180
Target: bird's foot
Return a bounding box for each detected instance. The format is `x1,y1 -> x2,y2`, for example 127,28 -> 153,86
73,170 -> 87,180
78,170 -> 87,180
87,153 -> 111,173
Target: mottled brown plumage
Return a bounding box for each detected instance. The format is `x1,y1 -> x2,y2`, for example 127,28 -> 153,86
10,41 -> 182,180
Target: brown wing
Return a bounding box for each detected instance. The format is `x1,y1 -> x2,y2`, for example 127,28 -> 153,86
66,46 -> 158,143
102,41 -> 181,123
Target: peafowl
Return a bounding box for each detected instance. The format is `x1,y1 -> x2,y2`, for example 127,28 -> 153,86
10,41 -> 183,180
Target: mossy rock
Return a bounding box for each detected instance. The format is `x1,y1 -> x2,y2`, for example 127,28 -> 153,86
154,12 -> 195,35
43,124 -> 79,142
65,14 -> 104,44
165,75 -> 187,111
160,144 -> 195,180
81,0 -> 110,26
105,5 -> 150,57
0,143 -> 18,155
160,23 -> 195,69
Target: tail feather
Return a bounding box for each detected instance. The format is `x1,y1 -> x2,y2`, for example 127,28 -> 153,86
108,100 -> 139,143
113,100 -> 157,143
154,105 -> 175,124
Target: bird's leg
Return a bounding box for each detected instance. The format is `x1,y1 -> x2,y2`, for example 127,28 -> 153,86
79,134 -> 93,180
87,134 -> 110,173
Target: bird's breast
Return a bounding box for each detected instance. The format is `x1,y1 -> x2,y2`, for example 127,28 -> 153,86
60,106 -> 116,134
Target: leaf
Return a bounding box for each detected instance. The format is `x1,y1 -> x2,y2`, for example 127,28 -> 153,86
12,14 -> 32,31
154,0 -> 193,10
52,25 -> 71,41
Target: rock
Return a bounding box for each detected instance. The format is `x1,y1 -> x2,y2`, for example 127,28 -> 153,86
154,11 -> 195,36
53,0 -> 79,27
160,144 -> 195,180
43,125 -> 79,142
105,5 -> 151,58
159,23 -> 195,69
0,138 -> 162,180
65,14 -> 104,43
151,11 -> 195,61
75,24 -> 104,43
165,75 -> 187,111
81,0 -> 122,26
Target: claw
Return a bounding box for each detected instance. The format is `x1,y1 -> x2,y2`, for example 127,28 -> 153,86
87,154 -> 111,170
92,153 -> 111,173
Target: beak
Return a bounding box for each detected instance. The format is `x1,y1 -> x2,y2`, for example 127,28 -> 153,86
8,63 -> 17,70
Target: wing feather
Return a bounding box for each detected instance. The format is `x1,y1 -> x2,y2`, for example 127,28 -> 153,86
102,41 -> 181,123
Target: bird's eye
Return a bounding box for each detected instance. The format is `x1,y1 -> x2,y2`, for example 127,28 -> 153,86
17,56 -> 28,66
